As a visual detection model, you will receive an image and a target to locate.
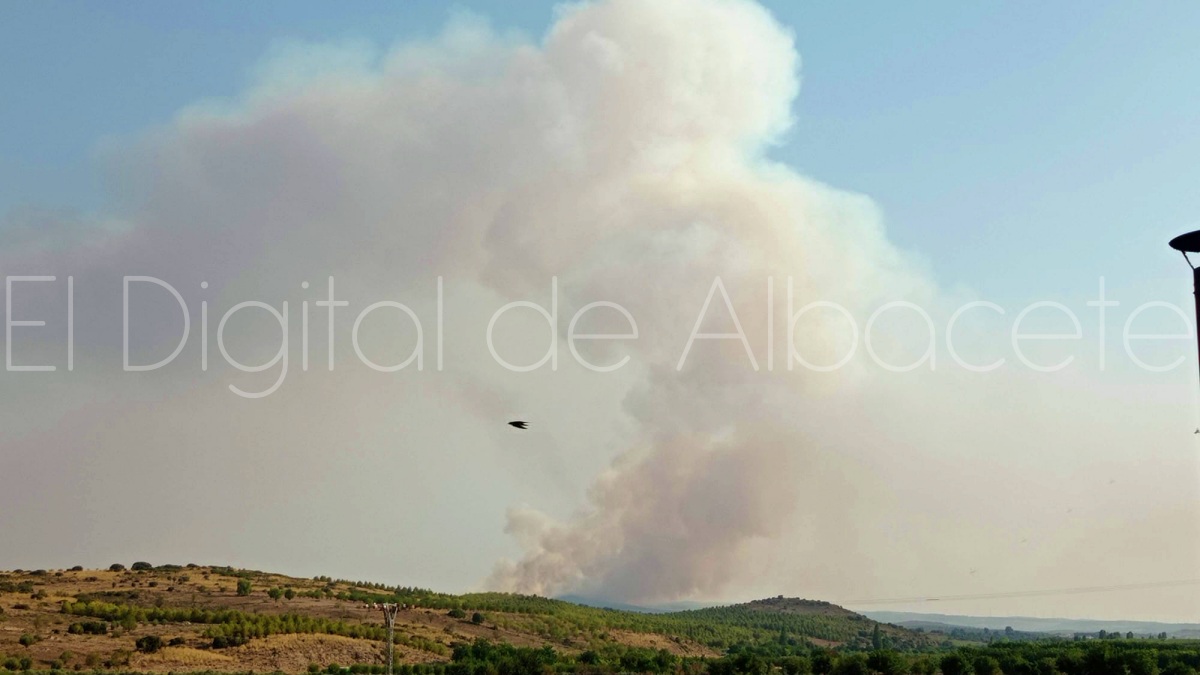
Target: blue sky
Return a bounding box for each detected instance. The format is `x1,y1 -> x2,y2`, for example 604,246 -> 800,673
3,1 -> 1198,308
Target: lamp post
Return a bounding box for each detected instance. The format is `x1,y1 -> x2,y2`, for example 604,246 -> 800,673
1168,229 -> 1200,432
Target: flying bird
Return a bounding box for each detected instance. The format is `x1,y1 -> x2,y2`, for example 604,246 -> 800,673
508,421 -> 528,429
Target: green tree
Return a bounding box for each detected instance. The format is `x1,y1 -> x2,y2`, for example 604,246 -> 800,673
831,654 -> 869,675
1035,657 -> 1060,675
236,579 -> 252,596
731,651 -> 767,675
973,655 -> 1000,675
1163,663 -> 1198,675
811,651 -> 834,675
867,650 -> 904,675
910,656 -> 939,675
1126,650 -> 1159,675
781,656 -> 811,675
940,653 -> 970,675
269,587 -> 283,601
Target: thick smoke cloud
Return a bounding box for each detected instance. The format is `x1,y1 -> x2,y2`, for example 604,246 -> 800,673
1,0 -> 1196,617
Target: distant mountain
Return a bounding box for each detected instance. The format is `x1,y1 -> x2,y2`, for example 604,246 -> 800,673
861,610 -> 1200,638
562,594 -> 878,619
555,594 -> 660,613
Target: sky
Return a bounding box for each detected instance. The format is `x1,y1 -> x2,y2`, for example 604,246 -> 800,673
0,0 -> 1198,622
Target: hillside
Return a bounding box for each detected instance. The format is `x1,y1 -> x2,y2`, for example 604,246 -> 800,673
0,565 -> 930,673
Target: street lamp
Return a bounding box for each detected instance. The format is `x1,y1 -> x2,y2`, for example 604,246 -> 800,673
1168,228 -> 1200,432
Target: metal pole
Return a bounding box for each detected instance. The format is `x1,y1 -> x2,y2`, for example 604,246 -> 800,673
380,603 -> 399,675
1192,266 -> 1200,431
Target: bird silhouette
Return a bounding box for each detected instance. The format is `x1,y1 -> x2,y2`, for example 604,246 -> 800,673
508,421 -> 528,429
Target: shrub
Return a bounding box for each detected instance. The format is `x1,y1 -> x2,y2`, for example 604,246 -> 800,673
168,637 -> 185,647
308,664 -> 322,674
268,588 -> 283,601
17,635 -> 37,647
69,566 -> 83,572
67,622 -> 107,636
108,564 -> 125,572
211,636 -> 248,649
447,608 -> 466,619
131,562 -> 152,571
471,612 -> 485,625
284,588 -> 296,600
17,658 -> 31,672
236,579 -> 252,596
106,650 -> 131,668
135,635 -> 164,653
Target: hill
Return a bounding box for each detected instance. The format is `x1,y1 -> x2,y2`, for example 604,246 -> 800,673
862,611 -> 1200,639
0,565 -> 930,673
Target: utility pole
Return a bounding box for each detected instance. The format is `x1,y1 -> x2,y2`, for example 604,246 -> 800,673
379,603 -> 400,675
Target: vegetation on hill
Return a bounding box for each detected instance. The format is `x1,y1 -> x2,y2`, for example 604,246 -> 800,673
0,566 -> 1196,675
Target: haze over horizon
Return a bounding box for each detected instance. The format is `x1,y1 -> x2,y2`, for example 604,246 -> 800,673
0,0 -> 1197,623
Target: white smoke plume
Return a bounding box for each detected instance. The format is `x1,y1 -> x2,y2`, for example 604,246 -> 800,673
1,0 -> 1196,616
